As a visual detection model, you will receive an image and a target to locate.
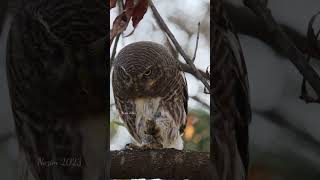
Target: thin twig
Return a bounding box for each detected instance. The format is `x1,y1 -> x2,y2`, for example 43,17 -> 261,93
110,34 -> 121,66
179,61 -> 209,80
110,0 -> 124,67
148,0 -> 210,92
165,36 -> 210,80
192,22 -> 201,62
191,96 -> 209,109
254,109 -> 320,156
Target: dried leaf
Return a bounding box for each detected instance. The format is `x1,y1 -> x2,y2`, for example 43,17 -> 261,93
124,0 -> 134,15
123,0 -> 148,37
110,0 -> 149,45
132,0 -> 148,28
110,0 -> 117,9
110,12 -> 130,47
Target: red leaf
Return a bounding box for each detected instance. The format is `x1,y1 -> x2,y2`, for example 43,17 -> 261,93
110,12 -> 131,47
132,0 -> 148,28
124,0 -> 134,16
110,0 -> 149,45
110,0 -> 117,9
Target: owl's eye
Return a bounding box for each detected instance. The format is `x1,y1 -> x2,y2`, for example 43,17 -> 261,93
144,69 -> 152,76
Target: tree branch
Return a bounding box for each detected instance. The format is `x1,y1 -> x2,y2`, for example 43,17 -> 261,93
243,0 -> 320,99
148,0 -> 210,92
110,149 -> 212,179
110,34 -> 120,66
254,109 -> 320,156
224,2 -> 320,60
191,96 -> 210,109
179,61 -> 209,80
110,0 -> 123,68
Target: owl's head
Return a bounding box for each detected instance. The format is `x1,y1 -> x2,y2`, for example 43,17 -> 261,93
112,41 -> 178,98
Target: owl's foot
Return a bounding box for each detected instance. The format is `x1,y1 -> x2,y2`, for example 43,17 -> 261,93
144,120 -> 161,139
124,143 -> 140,150
141,143 -> 163,149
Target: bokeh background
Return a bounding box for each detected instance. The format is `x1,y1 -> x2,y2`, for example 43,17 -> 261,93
0,0 -> 319,180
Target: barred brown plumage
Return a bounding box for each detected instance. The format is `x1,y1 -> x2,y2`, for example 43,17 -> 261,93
6,1 -> 106,180
212,1 -> 251,180
112,41 -> 188,150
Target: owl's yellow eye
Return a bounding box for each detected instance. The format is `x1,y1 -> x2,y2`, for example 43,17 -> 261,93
144,69 -> 152,76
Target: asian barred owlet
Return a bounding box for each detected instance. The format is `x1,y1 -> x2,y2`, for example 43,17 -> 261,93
112,41 -> 188,150
6,1 -> 107,180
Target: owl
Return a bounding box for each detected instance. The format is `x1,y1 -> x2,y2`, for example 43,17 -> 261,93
112,41 -> 188,150
6,1 -> 107,180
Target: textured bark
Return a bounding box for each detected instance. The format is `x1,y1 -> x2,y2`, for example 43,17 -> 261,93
110,149 -> 213,179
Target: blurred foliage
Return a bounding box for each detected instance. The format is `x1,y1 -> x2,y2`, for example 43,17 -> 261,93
183,109 -> 210,152
110,114 -> 123,140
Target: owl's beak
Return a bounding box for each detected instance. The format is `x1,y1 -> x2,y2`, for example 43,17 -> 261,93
132,78 -> 140,94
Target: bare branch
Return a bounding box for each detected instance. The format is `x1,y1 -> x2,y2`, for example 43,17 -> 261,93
191,96 -> 210,109
254,109 -> 320,156
110,0 -> 124,67
165,36 -> 209,80
110,149 -> 212,179
148,0 -> 210,92
243,0 -> 320,100
110,34 -> 121,66
192,22 -> 201,62
179,61 -> 209,80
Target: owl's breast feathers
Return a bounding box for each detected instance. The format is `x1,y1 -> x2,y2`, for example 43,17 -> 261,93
133,97 -> 184,149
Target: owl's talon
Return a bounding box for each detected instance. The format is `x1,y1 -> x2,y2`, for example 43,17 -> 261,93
141,143 -> 163,149
125,143 -> 140,150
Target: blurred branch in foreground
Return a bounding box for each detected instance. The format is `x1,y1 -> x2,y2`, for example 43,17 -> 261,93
110,149 -> 214,179
243,0 -> 320,102
224,2 -> 320,60
254,109 -> 320,156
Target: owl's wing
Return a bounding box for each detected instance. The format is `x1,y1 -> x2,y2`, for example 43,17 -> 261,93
114,96 -> 141,143
161,70 -> 188,135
